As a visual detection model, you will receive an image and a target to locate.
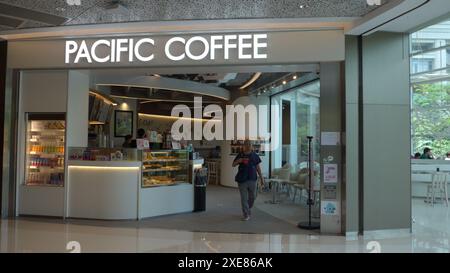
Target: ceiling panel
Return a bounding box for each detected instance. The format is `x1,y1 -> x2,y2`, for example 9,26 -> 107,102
0,2 -> 67,26
0,14 -> 23,28
0,0 -> 392,30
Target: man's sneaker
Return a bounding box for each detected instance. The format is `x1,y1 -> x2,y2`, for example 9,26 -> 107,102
242,215 -> 250,221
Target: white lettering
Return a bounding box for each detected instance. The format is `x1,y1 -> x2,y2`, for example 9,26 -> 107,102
238,34 -> 252,59
134,38 -> 155,62
110,39 -> 116,62
74,40 -> 92,64
91,39 -> 110,63
65,41 -> 78,64
186,36 -> 209,61
165,37 -> 186,61
64,34 -> 269,64
210,35 -> 223,60
253,34 -> 268,59
115,38 -> 129,62
224,35 -> 237,60
129,39 -> 134,62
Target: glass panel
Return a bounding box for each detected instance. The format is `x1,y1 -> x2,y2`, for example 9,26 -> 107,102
411,81 -> 450,157
411,51 -> 449,75
410,19 -> 450,157
25,118 -> 65,187
141,150 -> 189,187
410,20 -> 450,55
271,81 -> 320,175
411,67 -> 450,84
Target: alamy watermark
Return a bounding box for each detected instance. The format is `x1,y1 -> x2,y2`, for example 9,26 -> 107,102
170,97 -> 280,151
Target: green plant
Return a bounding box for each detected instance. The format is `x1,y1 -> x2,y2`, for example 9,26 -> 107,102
412,82 -> 450,157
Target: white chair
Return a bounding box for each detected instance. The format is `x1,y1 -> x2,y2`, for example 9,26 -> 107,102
427,172 -> 449,207
206,161 -> 219,185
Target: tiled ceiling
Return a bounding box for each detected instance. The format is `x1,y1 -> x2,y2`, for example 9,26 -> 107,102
0,0 -> 391,30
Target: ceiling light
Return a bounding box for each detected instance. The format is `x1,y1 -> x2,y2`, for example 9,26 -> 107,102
239,72 -> 262,90
282,80 -> 287,85
66,0 -> 81,6
293,75 -> 297,80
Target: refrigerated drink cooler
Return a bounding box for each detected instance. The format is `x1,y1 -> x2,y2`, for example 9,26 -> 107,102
25,113 -> 66,187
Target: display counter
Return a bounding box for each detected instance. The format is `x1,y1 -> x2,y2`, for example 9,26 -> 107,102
66,148 -> 194,220
139,150 -> 194,218
67,160 -> 141,220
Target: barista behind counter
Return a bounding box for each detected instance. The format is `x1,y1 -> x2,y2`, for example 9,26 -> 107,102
122,129 -> 146,148
122,128 -> 162,149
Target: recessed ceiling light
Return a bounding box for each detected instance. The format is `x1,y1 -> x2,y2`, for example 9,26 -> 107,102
293,75 -> 297,80
282,80 -> 287,85
66,0 -> 82,6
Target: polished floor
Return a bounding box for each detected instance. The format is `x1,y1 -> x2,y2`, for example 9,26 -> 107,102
80,185 -> 313,235
1,197 -> 449,253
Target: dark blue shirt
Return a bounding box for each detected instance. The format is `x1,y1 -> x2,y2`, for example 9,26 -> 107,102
234,152 -> 262,183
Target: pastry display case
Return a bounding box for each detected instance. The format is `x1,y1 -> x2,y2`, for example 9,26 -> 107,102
142,150 -> 189,187
25,114 -> 66,187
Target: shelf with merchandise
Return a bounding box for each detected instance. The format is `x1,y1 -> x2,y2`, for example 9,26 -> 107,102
25,117 -> 67,188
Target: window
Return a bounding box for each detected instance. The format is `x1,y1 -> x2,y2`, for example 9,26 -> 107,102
411,19 -> 450,157
411,58 -> 434,74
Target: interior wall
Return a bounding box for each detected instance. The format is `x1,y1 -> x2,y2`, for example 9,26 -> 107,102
67,71 -> 89,147
0,41 -> 6,217
18,70 -> 69,217
110,98 -> 138,148
362,32 -> 411,232
319,62 -> 344,234
345,36 -> 360,235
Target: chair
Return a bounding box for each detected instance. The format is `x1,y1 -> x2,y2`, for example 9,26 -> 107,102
206,161 -> 219,185
427,172 -> 449,207
271,165 -> 291,195
291,170 -> 307,203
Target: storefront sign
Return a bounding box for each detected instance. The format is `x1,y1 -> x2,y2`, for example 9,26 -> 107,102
8,30 -> 345,69
65,34 -> 268,64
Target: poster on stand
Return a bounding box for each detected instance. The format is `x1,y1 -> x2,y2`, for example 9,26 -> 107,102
324,164 -> 338,183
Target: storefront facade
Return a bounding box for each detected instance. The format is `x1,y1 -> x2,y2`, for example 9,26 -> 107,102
0,19 -> 412,236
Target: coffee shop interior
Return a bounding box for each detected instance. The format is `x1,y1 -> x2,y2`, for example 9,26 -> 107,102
17,65 -> 322,234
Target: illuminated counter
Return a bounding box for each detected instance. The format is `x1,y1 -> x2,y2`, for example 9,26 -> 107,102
67,160 -> 142,220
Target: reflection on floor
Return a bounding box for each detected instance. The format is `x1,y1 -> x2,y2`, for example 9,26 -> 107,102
26,185 -> 315,235
1,194 -> 450,252
113,184 -> 315,234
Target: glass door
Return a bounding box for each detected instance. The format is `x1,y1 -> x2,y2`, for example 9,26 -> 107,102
25,113 -> 66,187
